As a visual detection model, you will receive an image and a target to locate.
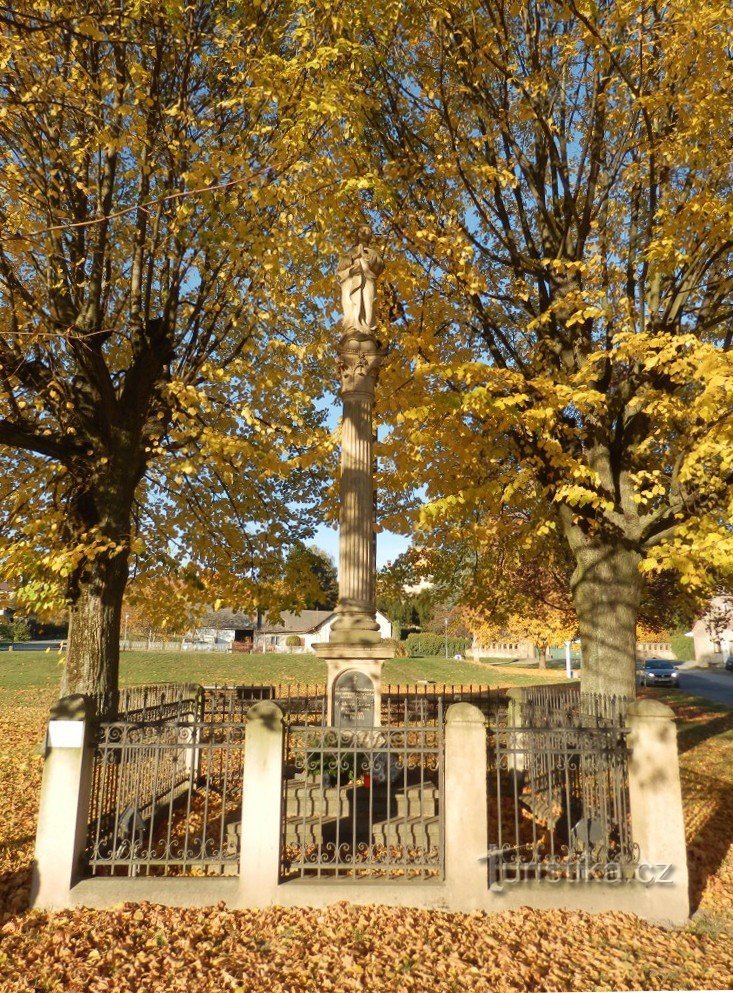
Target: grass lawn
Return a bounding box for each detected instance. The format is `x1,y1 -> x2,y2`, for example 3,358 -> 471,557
0,649 -> 567,700
0,684 -> 731,990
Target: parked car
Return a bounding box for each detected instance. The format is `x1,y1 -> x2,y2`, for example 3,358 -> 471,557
638,659 -> 680,688
725,656 -> 733,672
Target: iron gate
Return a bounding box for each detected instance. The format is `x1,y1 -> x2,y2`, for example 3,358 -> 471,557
281,708 -> 444,880
486,706 -> 636,884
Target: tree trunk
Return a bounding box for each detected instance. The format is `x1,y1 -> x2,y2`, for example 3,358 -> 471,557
60,549 -> 129,716
56,441 -> 144,714
570,541 -> 642,700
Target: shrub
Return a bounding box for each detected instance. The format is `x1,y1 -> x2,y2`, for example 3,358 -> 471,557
307,751 -> 362,785
382,637 -> 408,658
0,617 -> 31,642
405,633 -> 471,658
671,630 -> 696,662
285,635 -> 303,647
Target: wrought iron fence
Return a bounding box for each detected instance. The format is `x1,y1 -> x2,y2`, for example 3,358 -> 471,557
89,683 -> 203,723
274,684 -> 328,725
281,705 -> 444,880
86,685 -> 258,876
381,684 -> 507,725
486,705 -> 636,885
518,681 -> 580,712
518,682 -> 629,728
87,679 -> 632,885
202,684 -> 276,723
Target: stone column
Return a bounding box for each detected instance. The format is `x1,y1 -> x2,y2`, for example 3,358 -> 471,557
330,331 -> 385,644
627,699 -> 689,925
315,228 -> 395,724
30,694 -> 96,910
444,703 -> 488,909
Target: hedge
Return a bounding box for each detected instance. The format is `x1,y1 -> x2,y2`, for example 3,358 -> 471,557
670,631 -> 695,662
405,633 -> 471,658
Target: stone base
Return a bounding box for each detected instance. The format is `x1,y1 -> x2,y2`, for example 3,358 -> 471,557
314,641 -> 395,726
328,609 -> 383,645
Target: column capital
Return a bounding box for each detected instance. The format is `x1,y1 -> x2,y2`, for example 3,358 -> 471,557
337,330 -> 387,398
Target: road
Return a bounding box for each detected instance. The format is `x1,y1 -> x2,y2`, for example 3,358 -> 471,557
677,667 -> 733,708
0,640 -> 62,652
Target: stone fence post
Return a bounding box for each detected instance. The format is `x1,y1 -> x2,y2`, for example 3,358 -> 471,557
30,694 -> 96,910
239,701 -> 284,905
627,699 -> 689,925
444,703 -> 488,909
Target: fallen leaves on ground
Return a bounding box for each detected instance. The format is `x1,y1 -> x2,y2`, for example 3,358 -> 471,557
0,687 -> 731,992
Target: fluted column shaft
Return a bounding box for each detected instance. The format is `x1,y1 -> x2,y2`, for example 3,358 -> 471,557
338,393 -> 375,612
330,332 -> 385,645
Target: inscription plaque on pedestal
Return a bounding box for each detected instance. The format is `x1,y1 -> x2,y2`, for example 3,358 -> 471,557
332,669 -> 375,728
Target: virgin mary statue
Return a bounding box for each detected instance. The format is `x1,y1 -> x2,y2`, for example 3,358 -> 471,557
337,225 -> 384,330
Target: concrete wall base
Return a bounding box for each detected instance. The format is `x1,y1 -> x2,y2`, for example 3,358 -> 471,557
66,876 -> 688,928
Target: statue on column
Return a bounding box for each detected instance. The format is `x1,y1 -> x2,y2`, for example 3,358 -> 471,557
337,225 -> 384,330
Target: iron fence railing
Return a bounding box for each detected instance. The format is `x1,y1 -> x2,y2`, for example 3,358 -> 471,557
518,682 -> 629,728
84,680 -> 636,887
381,684 -> 507,725
281,706 -> 444,880
86,685 -> 252,877
202,684 -> 276,724
486,706 -> 636,885
86,683 -> 203,723
275,684 -> 328,725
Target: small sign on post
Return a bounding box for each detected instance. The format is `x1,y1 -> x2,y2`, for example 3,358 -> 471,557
332,669 -> 375,727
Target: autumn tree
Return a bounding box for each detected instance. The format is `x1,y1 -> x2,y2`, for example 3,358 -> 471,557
0,1 -> 357,709
403,503 -> 576,663
120,571 -> 205,641
376,551 -> 436,636
394,500 -> 697,666
358,0 -> 733,696
283,545 -> 339,611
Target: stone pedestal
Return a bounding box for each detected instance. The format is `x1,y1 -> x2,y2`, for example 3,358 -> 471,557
31,695 -> 95,910
627,698 -> 689,925
315,641 -> 395,726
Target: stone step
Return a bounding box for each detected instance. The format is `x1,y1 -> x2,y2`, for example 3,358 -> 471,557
218,781 -> 444,858
285,781 -> 351,818
285,812 -> 441,853
395,784 -> 439,819
224,800 -> 444,854
284,815 -> 341,848
372,815 -> 441,852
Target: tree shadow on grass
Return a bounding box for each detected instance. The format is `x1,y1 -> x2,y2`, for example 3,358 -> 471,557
0,861 -> 32,917
683,770 -> 733,914
669,701 -> 733,913
677,709 -> 733,755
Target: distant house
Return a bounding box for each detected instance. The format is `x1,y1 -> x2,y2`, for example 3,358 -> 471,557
254,610 -> 393,653
688,596 -> 733,665
189,608 -> 393,653
188,609 -> 256,651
